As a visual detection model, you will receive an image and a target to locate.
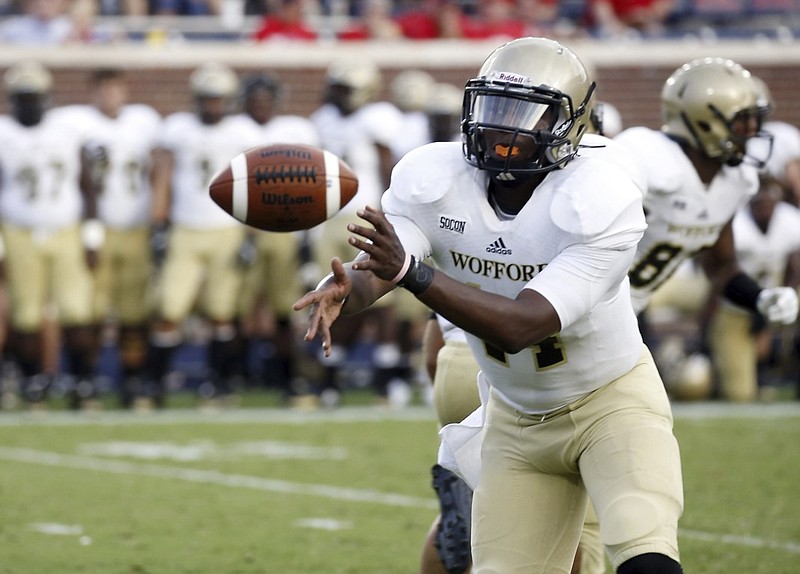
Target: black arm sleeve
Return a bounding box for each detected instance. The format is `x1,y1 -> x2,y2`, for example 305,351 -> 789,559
723,272 -> 762,310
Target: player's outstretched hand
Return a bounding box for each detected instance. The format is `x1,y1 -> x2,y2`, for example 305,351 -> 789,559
757,287 -> 799,325
294,257 -> 351,356
348,206 -> 408,282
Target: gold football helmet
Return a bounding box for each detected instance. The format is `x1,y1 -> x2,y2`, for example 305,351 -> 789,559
462,37 -> 596,178
391,69 -> 435,113
190,62 -> 239,98
4,61 -> 52,95
325,59 -> 381,113
661,57 -> 771,166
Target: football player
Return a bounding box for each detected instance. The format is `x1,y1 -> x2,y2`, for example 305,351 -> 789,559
296,37 -> 685,574
235,73 -> 321,403
146,62 -> 264,407
308,59 -> 416,408
76,69 -> 163,409
614,59 -> 799,393
0,61 -> 99,409
708,176 -> 800,401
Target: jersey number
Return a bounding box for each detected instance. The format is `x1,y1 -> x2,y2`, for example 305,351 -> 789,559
484,335 -> 566,371
628,242 -> 684,289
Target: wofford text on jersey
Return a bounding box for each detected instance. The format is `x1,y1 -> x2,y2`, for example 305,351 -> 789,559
449,250 -> 548,281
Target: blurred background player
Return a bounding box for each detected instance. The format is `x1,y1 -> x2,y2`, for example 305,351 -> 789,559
388,68 -> 436,163
614,59 -> 799,398
235,73 -> 321,405
147,62 -> 264,407
0,61 -> 99,409
77,68 -> 163,409
708,175 -> 800,401
308,59 -> 408,407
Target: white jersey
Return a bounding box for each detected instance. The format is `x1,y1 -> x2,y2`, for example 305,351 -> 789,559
0,108 -> 88,229
71,103 -> 162,229
390,110 -> 432,163
733,200 -> 800,288
748,120 -> 800,182
310,101 -> 403,216
382,136 -> 647,413
615,127 -> 759,313
159,112 -> 264,229
261,114 -> 320,147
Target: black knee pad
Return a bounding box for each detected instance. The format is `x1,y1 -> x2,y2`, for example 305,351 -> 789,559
431,464 -> 473,574
617,552 -> 683,574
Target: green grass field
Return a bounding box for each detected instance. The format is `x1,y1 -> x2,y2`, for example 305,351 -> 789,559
1,397 -> 799,574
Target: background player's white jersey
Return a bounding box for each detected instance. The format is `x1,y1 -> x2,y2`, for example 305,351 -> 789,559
311,101 -> 403,216
748,120 -> 800,182
732,200 -> 800,288
0,109 -> 87,229
390,109 -> 432,163
259,114 -> 320,147
159,112 -> 263,229
73,103 -> 162,229
615,127 -> 759,313
382,136 -> 647,413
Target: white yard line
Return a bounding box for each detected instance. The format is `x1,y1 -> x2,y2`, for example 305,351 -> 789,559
0,402 -> 798,427
1,441 -> 799,555
0,446 -> 437,510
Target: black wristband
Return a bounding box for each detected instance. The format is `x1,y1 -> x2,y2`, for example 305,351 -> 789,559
723,272 -> 762,310
398,255 -> 435,295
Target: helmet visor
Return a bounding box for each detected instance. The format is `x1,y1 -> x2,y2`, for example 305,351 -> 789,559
473,94 -> 557,133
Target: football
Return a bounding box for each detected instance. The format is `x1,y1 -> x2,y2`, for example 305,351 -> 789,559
209,143 -> 358,232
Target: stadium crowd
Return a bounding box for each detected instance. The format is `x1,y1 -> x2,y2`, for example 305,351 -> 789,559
0,0 -> 797,43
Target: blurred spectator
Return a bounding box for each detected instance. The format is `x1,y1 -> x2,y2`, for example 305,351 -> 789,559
0,0 -> 74,44
150,0 -> 222,14
0,0 -> 17,16
394,0 -> 464,39
518,0 -> 584,38
338,0 -> 403,40
97,0 -> 150,14
70,0 -> 132,42
245,0 -> 269,14
251,0 -> 318,40
460,0 -> 526,40
585,0 -> 677,38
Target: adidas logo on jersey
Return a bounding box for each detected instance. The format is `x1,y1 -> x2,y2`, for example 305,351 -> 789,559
486,237 -> 512,255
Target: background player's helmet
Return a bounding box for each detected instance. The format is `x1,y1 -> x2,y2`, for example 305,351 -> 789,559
462,37 -> 596,178
190,62 -> 239,98
4,61 -> 52,127
661,58 -> 771,167
4,61 -> 52,95
325,59 -> 381,113
391,69 -> 435,113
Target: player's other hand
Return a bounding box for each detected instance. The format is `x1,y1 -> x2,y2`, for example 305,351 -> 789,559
294,257 -> 351,356
757,287 -> 799,324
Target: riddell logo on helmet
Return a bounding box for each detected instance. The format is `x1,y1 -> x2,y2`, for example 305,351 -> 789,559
495,72 -> 526,84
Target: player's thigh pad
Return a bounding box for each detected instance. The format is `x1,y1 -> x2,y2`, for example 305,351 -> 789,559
472,393 -> 588,574
434,340 -> 481,426
577,349 -> 683,569
50,226 -> 94,327
157,227 -> 211,323
2,224 -> 48,330
708,305 -> 757,402
96,227 -> 152,324
248,231 -> 302,316
201,226 -> 246,322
